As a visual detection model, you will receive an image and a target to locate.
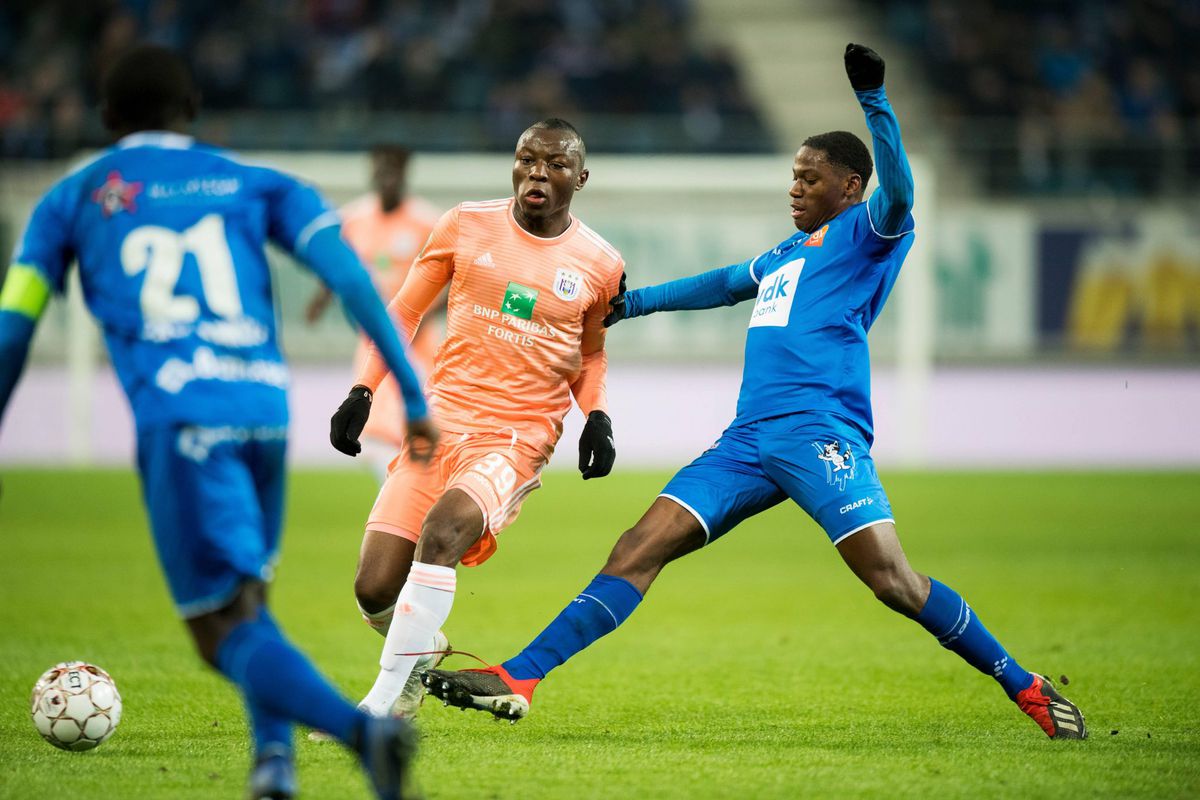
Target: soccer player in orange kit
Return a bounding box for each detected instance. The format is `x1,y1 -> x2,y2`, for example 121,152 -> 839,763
306,145 -> 443,481
328,119 -> 625,718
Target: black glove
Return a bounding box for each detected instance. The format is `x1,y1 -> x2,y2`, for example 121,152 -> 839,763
330,385 -> 372,456
844,43 -> 885,91
578,410 -> 615,479
602,271 -> 628,328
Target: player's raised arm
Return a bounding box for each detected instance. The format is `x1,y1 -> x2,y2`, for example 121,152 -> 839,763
845,43 -> 915,237
603,260 -> 760,328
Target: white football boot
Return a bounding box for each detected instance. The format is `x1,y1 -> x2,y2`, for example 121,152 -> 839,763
391,629 -> 450,719
307,630 -> 450,742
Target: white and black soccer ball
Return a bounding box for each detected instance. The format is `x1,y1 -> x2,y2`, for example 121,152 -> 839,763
30,661 -> 123,751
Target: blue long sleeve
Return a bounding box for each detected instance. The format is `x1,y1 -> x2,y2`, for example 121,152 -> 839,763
301,226 -> 428,421
0,312 -> 36,429
626,262 -> 759,319
857,87 -> 915,236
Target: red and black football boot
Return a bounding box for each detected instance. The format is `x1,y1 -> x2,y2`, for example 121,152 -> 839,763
422,665 -> 538,722
1016,674 -> 1087,739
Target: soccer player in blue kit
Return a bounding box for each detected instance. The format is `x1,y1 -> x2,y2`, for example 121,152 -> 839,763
425,44 -> 1087,740
0,46 -> 433,798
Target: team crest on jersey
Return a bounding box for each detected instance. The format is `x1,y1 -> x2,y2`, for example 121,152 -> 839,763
814,440 -> 856,491
92,171 -> 143,217
502,281 -> 539,320
552,268 -> 583,301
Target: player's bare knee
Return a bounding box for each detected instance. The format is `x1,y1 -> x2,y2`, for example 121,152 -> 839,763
415,517 -> 478,566
354,571 -> 402,614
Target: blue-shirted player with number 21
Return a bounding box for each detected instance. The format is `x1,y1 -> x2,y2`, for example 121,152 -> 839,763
0,46 -> 434,799
426,44 -> 1087,741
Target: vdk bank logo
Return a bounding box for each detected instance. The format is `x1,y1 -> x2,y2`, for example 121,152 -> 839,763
748,258 -> 804,328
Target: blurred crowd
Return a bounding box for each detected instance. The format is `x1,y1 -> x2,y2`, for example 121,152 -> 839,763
870,0 -> 1200,194
0,0 -> 771,158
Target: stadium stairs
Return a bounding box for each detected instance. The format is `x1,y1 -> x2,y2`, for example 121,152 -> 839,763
693,0 -> 972,196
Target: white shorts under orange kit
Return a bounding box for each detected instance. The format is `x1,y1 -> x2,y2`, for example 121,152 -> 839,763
357,198 -> 625,565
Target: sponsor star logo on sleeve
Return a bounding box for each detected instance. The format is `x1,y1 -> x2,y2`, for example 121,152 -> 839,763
92,171 -> 143,217
501,282 -> 539,320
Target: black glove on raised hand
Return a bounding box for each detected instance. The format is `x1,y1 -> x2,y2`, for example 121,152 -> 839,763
578,410 -> 615,479
844,43 -> 885,91
602,271 -> 628,328
330,385 -> 372,456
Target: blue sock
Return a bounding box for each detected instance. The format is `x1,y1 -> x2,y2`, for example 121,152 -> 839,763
244,701 -> 293,760
503,574 -> 643,681
216,613 -> 365,746
240,610 -> 292,758
915,578 -> 1034,698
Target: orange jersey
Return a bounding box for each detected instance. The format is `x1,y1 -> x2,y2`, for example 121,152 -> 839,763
342,194 -> 441,445
341,193 -> 441,300
357,198 -> 624,458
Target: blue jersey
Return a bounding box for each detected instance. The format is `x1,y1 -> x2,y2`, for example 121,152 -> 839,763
622,87 -> 914,444
12,132 -> 341,430
733,200 -> 913,438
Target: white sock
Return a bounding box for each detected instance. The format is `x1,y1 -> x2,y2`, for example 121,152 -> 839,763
359,562 -> 456,715
358,601 -> 394,637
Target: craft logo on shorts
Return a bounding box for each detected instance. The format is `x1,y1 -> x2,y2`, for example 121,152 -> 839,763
92,171 -> 143,217
552,268 -> 583,301
501,281 -> 539,320
813,439 -> 856,491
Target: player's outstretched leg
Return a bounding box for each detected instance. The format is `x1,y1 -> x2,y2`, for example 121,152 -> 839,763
836,522 -> 1087,739
190,585 -> 418,798
425,498 -> 703,721
423,573 -> 642,721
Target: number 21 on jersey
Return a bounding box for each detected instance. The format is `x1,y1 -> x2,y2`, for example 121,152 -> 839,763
120,213 -> 243,323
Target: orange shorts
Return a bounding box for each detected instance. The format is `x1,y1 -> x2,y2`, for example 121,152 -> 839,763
365,431 -> 547,567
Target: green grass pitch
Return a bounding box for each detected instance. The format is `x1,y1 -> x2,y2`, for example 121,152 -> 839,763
1,468 -> 1199,799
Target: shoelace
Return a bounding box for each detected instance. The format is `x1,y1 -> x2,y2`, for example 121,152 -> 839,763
393,647 -> 491,668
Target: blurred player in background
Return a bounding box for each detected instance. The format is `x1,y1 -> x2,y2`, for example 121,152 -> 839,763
305,145 -> 443,481
426,45 -> 1088,741
0,45 -> 433,799
327,118 -> 624,722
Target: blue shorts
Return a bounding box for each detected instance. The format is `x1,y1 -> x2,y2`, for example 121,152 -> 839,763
660,413 -> 893,545
136,425 -> 288,618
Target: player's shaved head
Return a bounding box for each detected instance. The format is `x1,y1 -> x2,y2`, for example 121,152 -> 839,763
523,118 -> 586,169
102,44 -> 197,135
802,131 -> 873,188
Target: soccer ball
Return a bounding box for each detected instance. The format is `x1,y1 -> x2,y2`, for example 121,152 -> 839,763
30,661 -> 123,751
